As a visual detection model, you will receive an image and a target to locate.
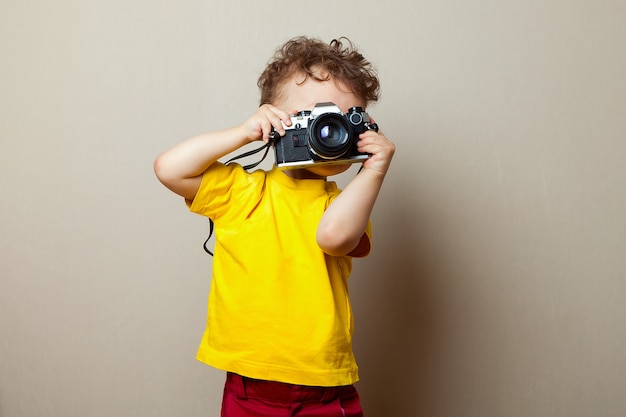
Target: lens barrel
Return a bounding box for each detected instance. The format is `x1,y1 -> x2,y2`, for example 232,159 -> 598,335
308,114 -> 351,159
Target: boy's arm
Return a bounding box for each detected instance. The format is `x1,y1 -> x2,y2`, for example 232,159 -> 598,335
153,105 -> 292,200
316,129 -> 395,256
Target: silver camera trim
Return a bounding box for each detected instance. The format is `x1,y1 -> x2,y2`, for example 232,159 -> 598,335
276,154 -> 368,170
282,102 -> 342,130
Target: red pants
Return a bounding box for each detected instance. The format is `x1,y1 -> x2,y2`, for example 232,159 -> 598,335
221,372 -> 364,417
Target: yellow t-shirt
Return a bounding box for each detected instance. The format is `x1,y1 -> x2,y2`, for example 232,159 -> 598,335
188,163 -> 371,387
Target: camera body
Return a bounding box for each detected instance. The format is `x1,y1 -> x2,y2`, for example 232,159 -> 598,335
272,102 -> 378,170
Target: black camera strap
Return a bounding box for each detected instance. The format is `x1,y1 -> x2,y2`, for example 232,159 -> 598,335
203,216 -> 215,256
223,141 -> 273,170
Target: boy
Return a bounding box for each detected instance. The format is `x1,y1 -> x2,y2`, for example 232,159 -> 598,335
154,36 -> 395,417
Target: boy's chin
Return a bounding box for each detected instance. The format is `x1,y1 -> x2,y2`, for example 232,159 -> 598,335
285,164 -> 352,179
307,164 -> 352,177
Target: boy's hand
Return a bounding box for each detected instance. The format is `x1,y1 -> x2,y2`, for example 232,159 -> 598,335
357,129 -> 396,175
240,104 -> 293,143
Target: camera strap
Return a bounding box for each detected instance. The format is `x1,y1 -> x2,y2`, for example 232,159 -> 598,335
223,141 -> 273,170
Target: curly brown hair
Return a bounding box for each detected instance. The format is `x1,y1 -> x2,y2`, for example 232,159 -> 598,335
257,36 -> 380,107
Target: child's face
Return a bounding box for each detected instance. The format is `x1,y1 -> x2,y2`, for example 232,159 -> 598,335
276,71 -> 366,179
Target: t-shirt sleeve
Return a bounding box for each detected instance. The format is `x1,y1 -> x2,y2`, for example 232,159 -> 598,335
347,221 -> 372,258
186,163 -> 264,221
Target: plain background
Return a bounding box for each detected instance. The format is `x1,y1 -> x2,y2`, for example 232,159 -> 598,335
1,1 -> 625,416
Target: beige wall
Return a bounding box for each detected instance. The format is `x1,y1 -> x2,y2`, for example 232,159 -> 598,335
2,1 -> 625,416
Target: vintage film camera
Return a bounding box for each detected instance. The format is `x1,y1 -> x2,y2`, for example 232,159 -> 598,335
272,102 -> 378,169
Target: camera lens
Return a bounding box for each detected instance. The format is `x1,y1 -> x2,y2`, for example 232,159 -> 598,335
309,114 -> 351,159
319,123 -> 344,144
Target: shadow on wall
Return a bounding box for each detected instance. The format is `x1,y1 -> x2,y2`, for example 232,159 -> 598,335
353,201 -> 446,417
